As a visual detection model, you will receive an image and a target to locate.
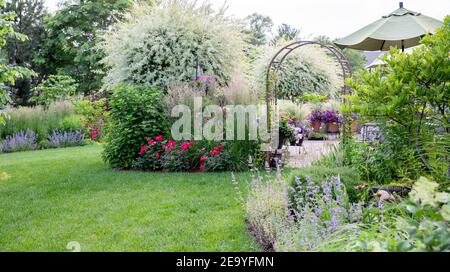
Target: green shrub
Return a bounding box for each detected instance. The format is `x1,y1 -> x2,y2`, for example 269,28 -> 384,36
286,166 -> 362,202
73,98 -> 109,140
103,84 -> 170,169
0,101 -> 79,141
345,17 -> 450,184
342,138 -> 408,185
30,75 -> 79,107
60,115 -> 84,132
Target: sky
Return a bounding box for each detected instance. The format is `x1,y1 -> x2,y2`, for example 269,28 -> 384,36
44,0 -> 450,39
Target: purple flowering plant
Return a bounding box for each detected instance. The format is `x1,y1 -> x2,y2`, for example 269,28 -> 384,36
0,129 -> 38,153
47,130 -> 84,148
323,110 -> 342,125
278,176 -> 364,251
309,109 -> 324,124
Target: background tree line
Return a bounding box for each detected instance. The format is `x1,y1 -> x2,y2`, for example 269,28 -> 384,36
1,1 -> 366,107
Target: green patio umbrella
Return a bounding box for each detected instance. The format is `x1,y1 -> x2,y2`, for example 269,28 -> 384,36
335,2 -> 443,51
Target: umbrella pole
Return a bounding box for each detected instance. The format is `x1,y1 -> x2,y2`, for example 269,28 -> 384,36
401,39 -> 404,52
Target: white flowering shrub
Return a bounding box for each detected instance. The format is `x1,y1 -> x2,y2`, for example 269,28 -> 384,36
100,0 -> 246,91
252,40 -> 343,100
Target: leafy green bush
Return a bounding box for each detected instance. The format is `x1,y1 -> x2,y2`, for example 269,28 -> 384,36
345,17 -> 450,184
74,98 -> 109,140
103,84 -> 170,169
338,177 -> 450,252
286,165 -> 362,202
30,75 -> 78,107
0,101 -> 81,141
60,115 -> 84,132
101,0 -> 246,91
343,140 -> 398,184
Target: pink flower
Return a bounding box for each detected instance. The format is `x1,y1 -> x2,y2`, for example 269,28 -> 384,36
139,145 -> 147,155
162,145 -> 167,151
155,135 -> 163,142
147,138 -> 155,146
155,152 -> 160,160
181,142 -> 190,151
199,164 -> 205,171
355,185 -> 366,190
199,156 -> 206,163
210,151 -> 216,156
167,140 -> 177,148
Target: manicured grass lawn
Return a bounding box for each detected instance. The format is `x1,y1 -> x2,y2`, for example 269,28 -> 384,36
0,145 -> 260,252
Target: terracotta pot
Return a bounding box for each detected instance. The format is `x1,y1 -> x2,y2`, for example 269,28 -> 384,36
327,123 -> 339,133
311,121 -> 321,132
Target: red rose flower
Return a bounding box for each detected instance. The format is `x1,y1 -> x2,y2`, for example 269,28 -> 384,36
181,142 -> 190,151
168,140 -> 177,147
199,164 -> 205,171
199,156 -> 206,163
155,152 -> 160,160
139,145 -> 147,155
147,138 -> 155,145
210,151 -> 216,156
155,135 -> 163,142
162,145 -> 167,151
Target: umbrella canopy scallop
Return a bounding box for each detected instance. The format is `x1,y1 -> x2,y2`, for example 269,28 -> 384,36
335,2 -> 443,51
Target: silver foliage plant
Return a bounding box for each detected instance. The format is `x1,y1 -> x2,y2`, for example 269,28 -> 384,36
100,0 -> 247,91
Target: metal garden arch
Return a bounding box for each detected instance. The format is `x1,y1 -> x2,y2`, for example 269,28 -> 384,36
265,40 -> 353,142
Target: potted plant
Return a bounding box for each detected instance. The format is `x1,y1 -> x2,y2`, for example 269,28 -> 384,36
324,109 -> 341,133
309,109 -> 323,132
278,119 -> 294,149
288,119 -> 306,146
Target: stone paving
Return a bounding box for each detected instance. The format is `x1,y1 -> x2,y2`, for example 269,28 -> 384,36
286,140 -> 339,168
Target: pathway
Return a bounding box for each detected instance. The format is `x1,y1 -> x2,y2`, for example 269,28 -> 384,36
286,140 -> 339,168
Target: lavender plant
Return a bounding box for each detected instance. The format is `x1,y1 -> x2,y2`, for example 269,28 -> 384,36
0,129 -> 38,153
243,163 -> 366,252
47,130 -> 84,148
275,176 -> 364,251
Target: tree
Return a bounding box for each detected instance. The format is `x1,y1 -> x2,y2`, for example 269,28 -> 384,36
314,35 -> 366,72
244,13 -> 273,46
34,0 -> 135,95
4,0 -> 47,106
30,74 -> 78,107
0,0 -> 34,123
272,23 -> 300,44
345,16 -> 450,183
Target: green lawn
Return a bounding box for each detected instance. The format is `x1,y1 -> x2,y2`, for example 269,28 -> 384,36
0,145 -> 260,252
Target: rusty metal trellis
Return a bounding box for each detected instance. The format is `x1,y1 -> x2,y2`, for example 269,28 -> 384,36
265,40 -> 353,143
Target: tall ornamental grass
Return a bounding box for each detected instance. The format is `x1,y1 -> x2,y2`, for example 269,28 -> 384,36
0,101 -> 83,141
